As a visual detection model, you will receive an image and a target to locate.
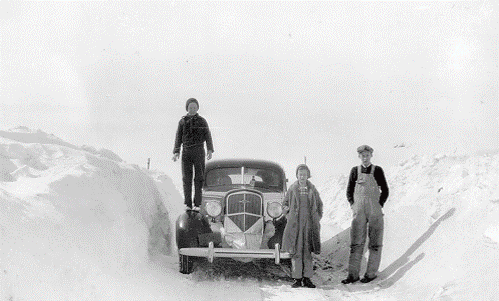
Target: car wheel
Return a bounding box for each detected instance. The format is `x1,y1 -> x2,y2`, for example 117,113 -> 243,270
179,253 -> 195,274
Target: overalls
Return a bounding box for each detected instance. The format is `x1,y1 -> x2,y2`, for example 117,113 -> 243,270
348,165 -> 384,279
291,185 -> 314,279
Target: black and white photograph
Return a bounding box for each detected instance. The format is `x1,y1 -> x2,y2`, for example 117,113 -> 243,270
1,1 -> 497,300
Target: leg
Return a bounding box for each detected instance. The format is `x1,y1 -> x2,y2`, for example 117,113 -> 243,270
303,250 -> 314,279
303,226 -> 314,279
192,147 -> 206,207
301,242 -> 316,288
182,151 -> 194,208
291,255 -> 304,279
347,211 -> 367,279
365,215 -> 384,279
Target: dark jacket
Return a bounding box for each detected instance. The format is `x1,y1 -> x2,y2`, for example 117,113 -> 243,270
281,180 -> 323,255
346,164 -> 389,207
173,114 -> 214,154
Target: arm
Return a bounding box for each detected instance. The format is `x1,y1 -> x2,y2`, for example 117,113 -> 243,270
374,166 -> 389,207
314,188 -> 323,219
346,167 -> 357,205
282,188 -> 292,216
203,119 -> 214,153
173,119 -> 184,155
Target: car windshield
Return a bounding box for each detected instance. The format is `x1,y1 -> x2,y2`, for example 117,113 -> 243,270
205,167 -> 282,190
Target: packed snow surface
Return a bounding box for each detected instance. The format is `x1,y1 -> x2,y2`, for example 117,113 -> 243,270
1,127 -> 498,300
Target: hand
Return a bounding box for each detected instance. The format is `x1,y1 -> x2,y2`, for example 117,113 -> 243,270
281,205 -> 289,216
172,153 -> 179,162
207,150 -> 213,160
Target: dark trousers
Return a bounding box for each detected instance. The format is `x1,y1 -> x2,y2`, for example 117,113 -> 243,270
181,146 -> 205,207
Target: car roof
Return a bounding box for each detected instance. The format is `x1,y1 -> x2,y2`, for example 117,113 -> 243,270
205,158 -> 286,176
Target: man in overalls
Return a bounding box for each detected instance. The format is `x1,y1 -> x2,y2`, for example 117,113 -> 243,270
342,145 -> 389,284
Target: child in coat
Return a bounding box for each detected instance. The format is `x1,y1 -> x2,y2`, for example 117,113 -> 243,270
281,164 -> 323,288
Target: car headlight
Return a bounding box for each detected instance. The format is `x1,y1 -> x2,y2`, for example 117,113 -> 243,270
267,202 -> 283,219
205,201 -> 222,217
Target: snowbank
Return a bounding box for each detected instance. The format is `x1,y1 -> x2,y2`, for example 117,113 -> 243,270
318,151 -> 499,300
1,126 -> 498,300
0,127 -> 183,300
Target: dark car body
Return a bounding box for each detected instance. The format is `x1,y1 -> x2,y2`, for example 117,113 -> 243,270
176,159 -> 291,274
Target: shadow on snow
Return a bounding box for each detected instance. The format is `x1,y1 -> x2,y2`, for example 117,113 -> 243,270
337,207 -> 456,292
182,207 -> 456,292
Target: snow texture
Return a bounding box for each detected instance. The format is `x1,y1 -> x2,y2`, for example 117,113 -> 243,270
1,127 -> 498,300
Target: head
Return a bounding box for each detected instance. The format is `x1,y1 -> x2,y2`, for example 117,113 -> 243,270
357,145 -> 374,166
185,98 -> 199,115
295,164 -> 311,185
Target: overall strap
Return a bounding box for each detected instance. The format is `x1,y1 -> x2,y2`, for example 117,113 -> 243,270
370,165 -> 376,175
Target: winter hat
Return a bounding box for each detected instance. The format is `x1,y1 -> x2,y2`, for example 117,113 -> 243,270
185,98 -> 199,111
295,164 -> 311,179
357,145 -> 374,154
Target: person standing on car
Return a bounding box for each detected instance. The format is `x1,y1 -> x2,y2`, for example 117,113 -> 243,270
342,145 -> 389,284
172,98 -> 214,211
281,164 -> 323,288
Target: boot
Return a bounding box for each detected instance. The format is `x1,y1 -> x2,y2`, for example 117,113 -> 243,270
360,275 -> 377,283
302,277 -> 316,288
291,278 -> 302,288
341,276 -> 360,284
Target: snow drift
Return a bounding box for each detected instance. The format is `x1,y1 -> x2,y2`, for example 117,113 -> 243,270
0,127 -> 184,300
316,151 -> 499,300
1,126 -> 498,301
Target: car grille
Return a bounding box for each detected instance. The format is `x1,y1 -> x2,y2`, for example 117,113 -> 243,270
226,191 -> 263,232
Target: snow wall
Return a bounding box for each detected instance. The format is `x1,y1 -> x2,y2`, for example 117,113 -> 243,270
0,128 -> 184,300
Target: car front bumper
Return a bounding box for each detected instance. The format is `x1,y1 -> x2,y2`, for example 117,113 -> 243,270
179,241 -> 291,264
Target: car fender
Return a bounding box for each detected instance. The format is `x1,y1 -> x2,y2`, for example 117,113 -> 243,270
176,210 -> 213,249
267,215 -> 287,249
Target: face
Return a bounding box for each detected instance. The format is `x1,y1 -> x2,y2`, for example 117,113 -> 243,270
297,169 -> 309,184
187,102 -> 199,115
358,151 -> 372,166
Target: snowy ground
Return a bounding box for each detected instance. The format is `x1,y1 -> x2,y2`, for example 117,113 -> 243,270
1,127 -> 498,300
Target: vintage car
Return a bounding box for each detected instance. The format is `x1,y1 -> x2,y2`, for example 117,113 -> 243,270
175,159 -> 291,274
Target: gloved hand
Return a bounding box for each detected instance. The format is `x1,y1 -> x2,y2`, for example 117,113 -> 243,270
172,153 -> 180,162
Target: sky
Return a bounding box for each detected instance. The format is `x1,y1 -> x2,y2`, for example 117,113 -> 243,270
1,1 -> 497,189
